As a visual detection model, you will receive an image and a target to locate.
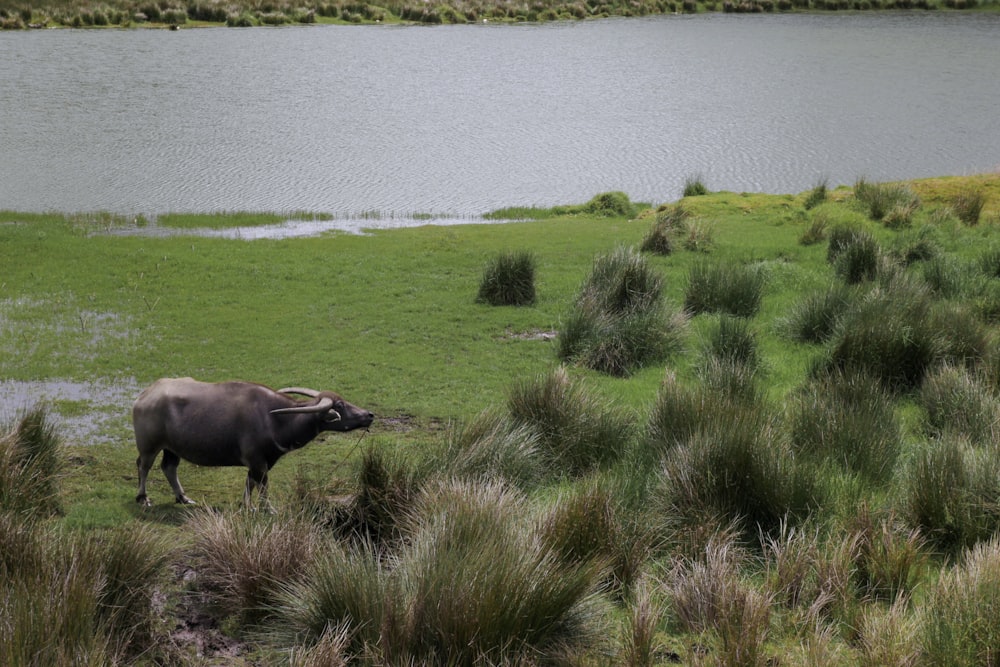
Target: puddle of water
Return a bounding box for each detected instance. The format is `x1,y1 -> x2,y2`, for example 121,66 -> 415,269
0,378 -> 140,446
101,215 -> 516,240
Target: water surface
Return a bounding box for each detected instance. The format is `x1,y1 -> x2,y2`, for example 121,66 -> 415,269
2,14 -> 998,217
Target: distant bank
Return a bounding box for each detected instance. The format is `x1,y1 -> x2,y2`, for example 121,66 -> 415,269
1,0 -> 997,30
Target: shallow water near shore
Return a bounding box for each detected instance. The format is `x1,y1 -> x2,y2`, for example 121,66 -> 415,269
2,13 -> 999,218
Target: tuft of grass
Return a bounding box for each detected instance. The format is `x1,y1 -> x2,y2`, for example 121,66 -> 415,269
799,209 -> 830,246
558,246 -> 686,376
920,538 -> 1000,666
585,191 -> 637,217
274,480 -> 608,664
664,531 -> 773,667
0,404 -> 62,517
781,282 -> 855,344
538,478 -> 654,598
476,250 -> 537,306
684,259 -> 766,317
952,187 -> 987,226
803,178 -> 829,210
789,369 -> 902,481
899,435 -> 1000,552
854,177 -> 920,222
506,366 -> 632,476
187,508 -> 321,626
656,392 -> 814,537
919,364 -> 1000,445
683,175 -> 709,197
832,229 -> 884,284
640,204 -> 690,255
434,410 -> 542,488
823,278 -> 944,392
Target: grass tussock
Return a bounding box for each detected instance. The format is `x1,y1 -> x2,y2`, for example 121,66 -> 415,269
899,434 -> 1000,552
684,259 -> 766,317
918,364 -> 1000,445
640,204 -> 690,255
781,282 -> 856,343
274,479 -> 609,664
506,366 -> 632,476
476,249 -> 537,306
187,508 -> 321,625
854,177 -> 920,223
0,404 -> 62,517
789,369 -> 902,481
559,246 -> 687,376
920,538 -> 1000,666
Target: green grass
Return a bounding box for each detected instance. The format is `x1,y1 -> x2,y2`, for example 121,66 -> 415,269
5,173 -> 1000,664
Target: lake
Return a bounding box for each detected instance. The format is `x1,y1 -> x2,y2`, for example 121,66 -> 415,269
2,13 -> 999,218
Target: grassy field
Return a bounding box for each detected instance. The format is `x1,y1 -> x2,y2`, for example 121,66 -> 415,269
2,0 -> 998,30
3,172 -> 1000,664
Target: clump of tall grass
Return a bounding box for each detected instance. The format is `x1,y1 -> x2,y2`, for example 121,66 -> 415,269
538,478 -> 655,598
0,521 -> 174,665
684,258 -> 766,317
187,508 -> 321,626
952,187 -> 987,226
822,278 -> 944,391
433,410 -> 542,487
702,314 -> 760,372
847,507 -> 927,602
799,209 -> 830,245
619,577 -> 665,667
663,531 -> 773,667
655,393 -> 814,538
640,204 -> 690,255
920,538 -> 1000,665
789,369 -> 902,481
683,174 -> 709,197
274,480 -> 609,664
890,224 -> 942,266
803,178 -> 829,210
0,404 -> 62,517
339,446 -> 423,547
831,228 -> 885,284
919,365 -> 1000,445
476,249 -> 537,306
931,301 -> 991,367
899,434 -> 1000,552
506,366 -> 632,476
558,246 -> 687,376
825,222 -> 867,264
977,246 -> 1000,278
857,597 -> 920,667
781,282 -> 855,343
584,190 -> 637,217
853,177 -> 920,222
918,254 -> 978,298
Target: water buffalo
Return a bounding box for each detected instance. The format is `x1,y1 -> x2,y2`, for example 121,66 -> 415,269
132,377 -> 374,507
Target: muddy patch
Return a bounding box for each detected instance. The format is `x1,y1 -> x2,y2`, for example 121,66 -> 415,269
100,215 -> 501,239
497,327 -> 558,342
0,378 -> 140,446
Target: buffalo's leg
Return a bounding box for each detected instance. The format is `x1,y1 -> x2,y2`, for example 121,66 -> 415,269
136,451 -> 158,506
161,450 -> 195,505
244,467 -> 273,512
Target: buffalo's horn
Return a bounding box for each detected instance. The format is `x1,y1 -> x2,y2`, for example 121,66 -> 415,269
271,396 -> 335,415
277,387 -> 320,397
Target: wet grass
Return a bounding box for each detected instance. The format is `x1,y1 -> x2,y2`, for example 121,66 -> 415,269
5,173 -> 1000,664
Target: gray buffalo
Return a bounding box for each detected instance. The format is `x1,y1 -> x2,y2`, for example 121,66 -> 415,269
132,377 -> 374,507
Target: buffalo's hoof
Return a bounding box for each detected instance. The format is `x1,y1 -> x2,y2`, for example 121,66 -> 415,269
136,494 -> 152,507
175,496 -> 197,505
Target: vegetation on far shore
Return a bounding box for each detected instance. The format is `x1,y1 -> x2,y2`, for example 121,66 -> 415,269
4,172 -> 1000,664
1,0 -> 998,30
